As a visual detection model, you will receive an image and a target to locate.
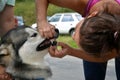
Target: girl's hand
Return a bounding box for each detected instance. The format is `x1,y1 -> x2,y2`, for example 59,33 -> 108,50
49,42 -> 72,58
0,66 -> 12,80
0,73 -> 13,80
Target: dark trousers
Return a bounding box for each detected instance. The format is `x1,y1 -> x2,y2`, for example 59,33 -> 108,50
115,58 -> 120,80
83,57 -> 120,80
14,78 -> 45,80
35,78 -> 44,80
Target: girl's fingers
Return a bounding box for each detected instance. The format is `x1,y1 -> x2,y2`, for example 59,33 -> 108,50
0,73 -> 12,80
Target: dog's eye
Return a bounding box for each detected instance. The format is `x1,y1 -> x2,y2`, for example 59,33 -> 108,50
31,33 -> 37,37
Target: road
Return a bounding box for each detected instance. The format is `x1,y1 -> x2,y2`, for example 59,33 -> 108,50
45,54 -> 117,80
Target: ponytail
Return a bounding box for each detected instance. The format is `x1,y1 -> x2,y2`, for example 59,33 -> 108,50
80,12 -> 120,57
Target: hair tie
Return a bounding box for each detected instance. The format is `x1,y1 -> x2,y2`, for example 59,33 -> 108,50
114,31 -> 118,40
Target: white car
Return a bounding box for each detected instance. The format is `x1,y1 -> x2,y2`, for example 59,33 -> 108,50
31,13 -> 83,35
15,16 -> 25,26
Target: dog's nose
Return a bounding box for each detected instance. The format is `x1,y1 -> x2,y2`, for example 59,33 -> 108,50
49,29 -> 59,39
53,29 -> 59,39
51,40 -> 57,46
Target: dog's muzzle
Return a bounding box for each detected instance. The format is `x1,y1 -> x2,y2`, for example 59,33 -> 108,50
36,29 -> 59,51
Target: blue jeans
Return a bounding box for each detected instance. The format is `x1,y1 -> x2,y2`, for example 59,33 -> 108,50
35,78 -> 44,80
115,58 -> 120,80
15,78 -> 45,80
83,57 -> 120,80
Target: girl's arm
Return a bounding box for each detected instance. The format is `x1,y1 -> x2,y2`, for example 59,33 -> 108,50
49,42 -> 117,62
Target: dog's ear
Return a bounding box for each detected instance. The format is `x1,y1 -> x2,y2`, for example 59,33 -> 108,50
0,44 -> 9,56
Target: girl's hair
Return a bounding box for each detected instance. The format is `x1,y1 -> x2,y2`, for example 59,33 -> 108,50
80,12 -> 120,57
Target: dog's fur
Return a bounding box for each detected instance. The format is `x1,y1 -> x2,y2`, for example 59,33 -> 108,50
0,26 -> 53,80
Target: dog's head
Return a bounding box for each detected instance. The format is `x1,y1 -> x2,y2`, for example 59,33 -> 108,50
0,26 -> 58,79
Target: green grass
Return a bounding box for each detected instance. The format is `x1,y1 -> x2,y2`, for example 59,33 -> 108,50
57,35 -> 78,48
15,1 -> 74,26
47,4 -> 73,16
15,1 -> 36,26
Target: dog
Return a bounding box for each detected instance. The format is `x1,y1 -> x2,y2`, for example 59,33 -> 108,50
0,26 -> 58,80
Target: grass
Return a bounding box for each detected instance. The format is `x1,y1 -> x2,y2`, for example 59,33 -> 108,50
15,1 -> 36,26
57,35 -> 78,48
15,1 -> 74,26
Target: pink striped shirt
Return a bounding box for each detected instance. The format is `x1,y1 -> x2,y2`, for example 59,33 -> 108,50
84,0 -> 120,17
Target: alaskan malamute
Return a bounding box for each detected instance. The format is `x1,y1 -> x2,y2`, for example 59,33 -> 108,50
0,26 -> 58,80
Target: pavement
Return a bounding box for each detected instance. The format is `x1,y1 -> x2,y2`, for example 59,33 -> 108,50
45,54 -> 117,80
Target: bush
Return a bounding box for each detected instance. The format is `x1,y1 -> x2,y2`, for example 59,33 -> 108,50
16,0 -> 33,2
47,4 -> 73,16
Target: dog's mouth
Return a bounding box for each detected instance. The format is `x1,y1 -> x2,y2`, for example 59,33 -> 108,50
36,39 -> 51,51
36,39 -> 57,51
36,29 -> 59,51
36,38 -> 57,51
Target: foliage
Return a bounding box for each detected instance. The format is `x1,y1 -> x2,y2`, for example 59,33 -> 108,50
15,1 -> 36,26
16,0 -> 33,2
47,4 -> 73,16
15,1 -> 74,26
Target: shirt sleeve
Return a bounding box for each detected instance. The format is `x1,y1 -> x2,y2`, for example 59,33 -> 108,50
0,0 -> 15,12
6,0 -> 15,6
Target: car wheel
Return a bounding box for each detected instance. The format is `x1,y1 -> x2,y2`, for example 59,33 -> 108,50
69,29 -> 75,36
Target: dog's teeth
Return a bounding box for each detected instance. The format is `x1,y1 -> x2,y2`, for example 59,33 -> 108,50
51,41 -> 57,46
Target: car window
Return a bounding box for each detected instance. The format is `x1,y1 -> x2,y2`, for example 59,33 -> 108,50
18,18 -> 23,22
62,15 -> 74,22
49,15 -> 61,22
75,15 -> 82,21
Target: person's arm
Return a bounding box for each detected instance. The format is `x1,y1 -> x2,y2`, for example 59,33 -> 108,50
49,42 -> 117,62
48,0 -> 86,15
0,5 -> 15,80
35,0 -> 86,38
69,47 -> 117,62
0,5 -> 15,37
35,0 -> 55,38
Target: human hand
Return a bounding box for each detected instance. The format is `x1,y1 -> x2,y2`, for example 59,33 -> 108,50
49,42 -> 72,58
37,21 -> 55,38
0,73 -> 13,80
0,66 -> 12,80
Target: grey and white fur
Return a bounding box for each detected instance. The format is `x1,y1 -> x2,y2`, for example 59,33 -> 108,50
0,26 -> 58,80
